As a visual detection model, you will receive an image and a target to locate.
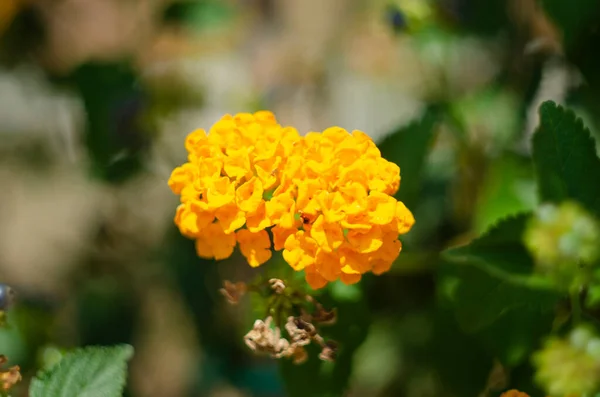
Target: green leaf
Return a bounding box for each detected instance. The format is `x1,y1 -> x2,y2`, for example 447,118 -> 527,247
69,62 -> 149,184
476,304 -> 554,367
429,308 -> 494,396
532,101 -> 600,217
378,106 -> 440,209
444,213 -> 535,275
439,262 -> 560,333
473,154 -> 537,235
29,345 -> 134,397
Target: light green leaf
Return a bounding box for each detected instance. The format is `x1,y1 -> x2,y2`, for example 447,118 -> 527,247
473,154 -> 537,235
532,101 -> 600,217
29,345 -> 134,397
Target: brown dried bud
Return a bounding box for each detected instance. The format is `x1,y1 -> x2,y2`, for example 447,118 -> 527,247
312,307 -> 337,325
244,317 -> 291,359
0,356 -> 21,391
285,317 -> 312,347
295,317 -> 317,336
220,280 -> 247,305
319,341 -> 338,362
268,278 -> 286,294
291,345 -> 308,365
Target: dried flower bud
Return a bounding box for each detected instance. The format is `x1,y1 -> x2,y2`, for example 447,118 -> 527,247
0,356 -> 21,391
319,341 -> 338,362
290,345 -> 308,365
244,317 -> 292,359
269,278 -> 286,294
285,317 -> 315,347
312,307 -> 337,325
220,280 -> 247,305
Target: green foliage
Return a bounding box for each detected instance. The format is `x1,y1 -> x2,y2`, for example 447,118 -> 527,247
439,261 -> 559,333
532,101 -> 600,217
473,155 -> 537,234
441,214 -> 562,368
445,213 -> 536,275
29,345 -> 134,397
439,101 -> 600,384
69,62 -> 149,184
378,106 -> 440,209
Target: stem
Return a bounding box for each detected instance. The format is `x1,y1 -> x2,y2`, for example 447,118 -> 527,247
571,286 -> 582,324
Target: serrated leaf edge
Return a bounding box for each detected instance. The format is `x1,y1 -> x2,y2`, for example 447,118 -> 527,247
443,211 -> 532,259
30,344 -> 134,397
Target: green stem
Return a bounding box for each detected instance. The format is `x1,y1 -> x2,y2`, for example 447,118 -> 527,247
571,286 -> 582,324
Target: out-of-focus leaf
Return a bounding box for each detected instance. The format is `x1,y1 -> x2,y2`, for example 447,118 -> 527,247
76,277 -> 137,347
378,106 -> 440,209
474,155 -> 537,234
430,308 -> 494,397
163,0 -> 235,32
30,345 -> 134,397
329,281 -> 362,303
540,0 -> 600,48
70,62 -> 150,184
440,0 -> 509,36
496,361 -> 547,397
279,287 -> 370,397
438,262 -> 560,333
532,101 -> 600,217
476,304 -> 554,367
451,87 -> 521,152
0,6 -> 44,66
444,213 -> 535,275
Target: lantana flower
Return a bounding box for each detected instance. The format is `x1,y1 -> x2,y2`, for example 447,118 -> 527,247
168,112 -> 414,289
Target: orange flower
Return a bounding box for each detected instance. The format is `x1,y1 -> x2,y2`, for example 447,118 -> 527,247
168,112 -> 414,288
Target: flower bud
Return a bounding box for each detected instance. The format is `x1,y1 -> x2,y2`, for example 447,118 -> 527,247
524,202 -> 600,289
533,325 -> 600,396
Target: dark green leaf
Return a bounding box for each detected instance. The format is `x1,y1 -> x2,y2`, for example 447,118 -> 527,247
532,101 -> 600,217
30,345 -> 134,397
438,262 -> 560,333
378,106 -> 440,209
476,305 -> 554,367
71,62 -> 150,184
429,309 -> 494,396
444,213 -> 535,275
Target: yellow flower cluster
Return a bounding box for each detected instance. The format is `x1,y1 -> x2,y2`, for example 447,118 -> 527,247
168,111 -> 414,289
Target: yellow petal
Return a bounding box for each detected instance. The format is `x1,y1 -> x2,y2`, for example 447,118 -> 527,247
215,203 -> 246,234
236,177 -> 264,213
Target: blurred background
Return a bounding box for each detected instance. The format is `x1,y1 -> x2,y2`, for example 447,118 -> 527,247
0,0 -> 599,396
